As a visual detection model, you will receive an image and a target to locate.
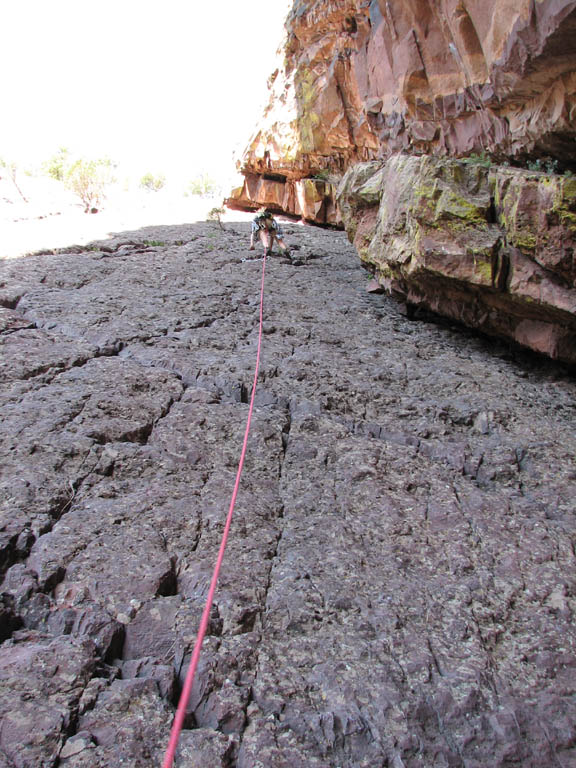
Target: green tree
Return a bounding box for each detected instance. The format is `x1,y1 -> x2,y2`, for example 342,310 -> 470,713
140,172 -> 166,192
65,157 -> 114,212
42,147 -> 70,181
207,206 -> 225,231
186,172 -> 221,197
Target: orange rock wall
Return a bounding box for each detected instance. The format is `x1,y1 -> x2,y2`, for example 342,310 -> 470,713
229,0 -> 576,220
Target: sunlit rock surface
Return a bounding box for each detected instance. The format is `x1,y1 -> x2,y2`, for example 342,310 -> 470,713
229,0 -> 576,359
230,0 -> 576,219
227,173 -> 340,226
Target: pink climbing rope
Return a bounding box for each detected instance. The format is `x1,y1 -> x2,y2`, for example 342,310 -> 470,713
162,253 -> 268,768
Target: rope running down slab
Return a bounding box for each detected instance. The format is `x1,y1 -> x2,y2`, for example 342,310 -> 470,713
162,252 -> 268,767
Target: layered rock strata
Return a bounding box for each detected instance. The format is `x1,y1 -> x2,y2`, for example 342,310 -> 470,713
337,155 -> 576,363
229,0 -> 576,219
227,173 -> 341,226
1,220 -> 575,765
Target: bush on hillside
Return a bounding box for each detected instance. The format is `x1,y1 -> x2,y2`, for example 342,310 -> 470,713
140,172 -> 166,192
43,147 -> 71,181
65,157 -> 115,213
186,172 -> 221,197
0,157 -> 28,202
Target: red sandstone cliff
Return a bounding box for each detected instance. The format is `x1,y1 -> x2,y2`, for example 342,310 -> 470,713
227,0 -> 576,219
227,0 -> 576,361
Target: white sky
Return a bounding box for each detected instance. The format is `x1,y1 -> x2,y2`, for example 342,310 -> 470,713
1,0 -> 291,181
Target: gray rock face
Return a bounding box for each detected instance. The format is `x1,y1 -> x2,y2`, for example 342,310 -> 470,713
0,219 -> 575,766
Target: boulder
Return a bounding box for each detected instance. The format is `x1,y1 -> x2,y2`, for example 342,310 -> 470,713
0,632 -> 97,766
338,154 -> 576,362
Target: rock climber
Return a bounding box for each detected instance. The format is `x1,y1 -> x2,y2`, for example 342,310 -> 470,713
249,209 -> 291,258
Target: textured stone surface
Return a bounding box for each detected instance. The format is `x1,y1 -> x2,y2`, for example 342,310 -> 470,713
0,218 -> 575,766
229,1 -> 576,360
226,173 -> 342,227
0,631 -> 97,766
337,155 -> 576,362
232,0 -> 576,218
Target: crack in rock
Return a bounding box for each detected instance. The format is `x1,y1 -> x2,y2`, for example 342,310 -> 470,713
1,220 -> 575,767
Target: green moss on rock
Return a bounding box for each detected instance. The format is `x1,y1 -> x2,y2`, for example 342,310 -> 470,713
337,154 -> 576,361
562,177 -> 576,199
472,258 -> 493,283
514,232 -> 538,250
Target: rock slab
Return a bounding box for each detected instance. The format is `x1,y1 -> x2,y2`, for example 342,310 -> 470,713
0,217 -> 575,766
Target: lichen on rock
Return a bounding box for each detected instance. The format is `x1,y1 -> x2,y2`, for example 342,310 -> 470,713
229,0 -> 576,359
337,154 -> 576,362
